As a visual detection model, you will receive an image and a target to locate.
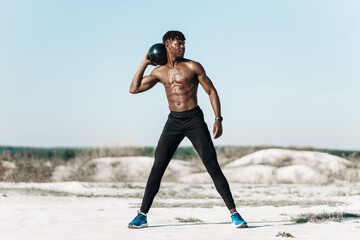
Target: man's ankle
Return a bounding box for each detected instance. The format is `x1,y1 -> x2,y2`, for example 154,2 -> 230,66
230,209 -> 237,215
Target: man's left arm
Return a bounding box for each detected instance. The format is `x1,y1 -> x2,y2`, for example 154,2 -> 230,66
193,62 -> 223,139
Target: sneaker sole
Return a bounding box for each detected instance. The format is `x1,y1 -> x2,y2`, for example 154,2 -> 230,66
128,223 -> 148,229
233,223 -> 248,228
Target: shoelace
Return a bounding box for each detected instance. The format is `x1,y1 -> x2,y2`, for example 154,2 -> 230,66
232,213 -> 243,221
134,214 -> 145,222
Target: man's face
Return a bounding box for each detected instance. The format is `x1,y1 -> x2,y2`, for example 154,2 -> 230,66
166,39 -> 185,58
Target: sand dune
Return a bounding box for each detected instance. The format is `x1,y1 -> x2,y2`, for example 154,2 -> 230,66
21,148 -> 360,184
181,149 -> 357,184
225,149 -> 352,173
276,164 -> 328,184
51,156 -> 192,182
179,165 -> 277,184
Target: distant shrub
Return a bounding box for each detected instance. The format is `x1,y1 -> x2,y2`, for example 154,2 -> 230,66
173,147 -> 197,160
61,149 -> 76,161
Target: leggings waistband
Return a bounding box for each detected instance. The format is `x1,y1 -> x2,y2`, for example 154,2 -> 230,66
169,105 -> 201,118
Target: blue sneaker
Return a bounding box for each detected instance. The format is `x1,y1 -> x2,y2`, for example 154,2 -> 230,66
231,212 -> 248,228
128,211 -> 148,229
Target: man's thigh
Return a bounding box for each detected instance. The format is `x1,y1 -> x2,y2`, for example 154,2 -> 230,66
154,117 -> 185,163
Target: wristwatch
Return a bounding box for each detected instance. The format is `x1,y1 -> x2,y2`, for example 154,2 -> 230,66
215,116 -> 223,121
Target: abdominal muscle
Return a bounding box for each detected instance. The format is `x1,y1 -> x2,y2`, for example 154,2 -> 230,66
165,82 -> 198,112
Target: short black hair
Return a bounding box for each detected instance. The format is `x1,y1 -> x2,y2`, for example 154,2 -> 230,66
162,30 -> 186,44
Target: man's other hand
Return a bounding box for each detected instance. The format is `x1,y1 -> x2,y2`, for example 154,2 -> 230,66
213,120 -> 223,139
143,51 -> 156,66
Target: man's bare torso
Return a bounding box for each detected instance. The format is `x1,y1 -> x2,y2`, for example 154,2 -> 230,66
130,32 -> 223,139
153,59 -> 199,112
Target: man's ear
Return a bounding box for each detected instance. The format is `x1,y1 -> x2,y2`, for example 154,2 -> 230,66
165,40 -> 170,49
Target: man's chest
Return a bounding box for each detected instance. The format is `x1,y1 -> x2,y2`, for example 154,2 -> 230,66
159,68 -> 197,85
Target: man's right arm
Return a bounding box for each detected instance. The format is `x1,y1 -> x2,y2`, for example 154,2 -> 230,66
129,54 -> 159,94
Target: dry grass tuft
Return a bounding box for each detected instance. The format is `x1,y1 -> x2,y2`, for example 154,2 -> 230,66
291,212 -> 360,223
175,217 -> 203,223
276,231 -> 294,238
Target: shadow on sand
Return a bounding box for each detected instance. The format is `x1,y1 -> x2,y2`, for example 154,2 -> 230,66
148,220 -> 302,228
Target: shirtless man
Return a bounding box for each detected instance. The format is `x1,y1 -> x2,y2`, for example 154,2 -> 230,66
128,31 -> 247,229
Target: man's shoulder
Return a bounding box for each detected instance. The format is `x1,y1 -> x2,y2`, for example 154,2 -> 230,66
182,59 -> 202,69
182,58 -> 199,64
183,59 -> 205,74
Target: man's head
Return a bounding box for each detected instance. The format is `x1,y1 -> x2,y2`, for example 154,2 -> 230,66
162,30 -> 186,44
162,30 -> 186,58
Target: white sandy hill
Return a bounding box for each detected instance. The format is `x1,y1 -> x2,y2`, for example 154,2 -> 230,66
225,148 -> 352,173
179,149 -> 358,184
52,156 -> 192,182
0,160 -> 17,181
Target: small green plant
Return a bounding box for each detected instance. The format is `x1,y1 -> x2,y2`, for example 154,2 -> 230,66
61,149 -> 76,161
276,232 -> 294,238
175,217 -> 203,223
291,212 -> 360,223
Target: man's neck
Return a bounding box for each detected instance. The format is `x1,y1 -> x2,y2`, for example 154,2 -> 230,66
167,55 -> 183,68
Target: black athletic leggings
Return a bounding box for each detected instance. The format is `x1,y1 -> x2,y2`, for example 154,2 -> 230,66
140,106 -> 236,213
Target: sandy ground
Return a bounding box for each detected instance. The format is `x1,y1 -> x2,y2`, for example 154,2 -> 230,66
1,182 -> 360,240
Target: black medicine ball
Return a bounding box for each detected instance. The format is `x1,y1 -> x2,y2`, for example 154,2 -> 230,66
148,43 -> 167,65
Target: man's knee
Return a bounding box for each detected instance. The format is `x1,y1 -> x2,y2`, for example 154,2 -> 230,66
149,162 -> 166,177
205,163 -> 222,176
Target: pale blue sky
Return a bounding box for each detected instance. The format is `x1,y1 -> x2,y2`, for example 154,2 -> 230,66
1,0 -> 359,150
